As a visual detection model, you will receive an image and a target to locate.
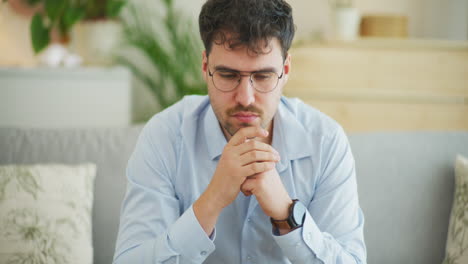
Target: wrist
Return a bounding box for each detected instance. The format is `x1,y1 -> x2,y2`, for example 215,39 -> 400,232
271,198 -> 293,221
196,190 -> 223,217
270,199 -> 307,235
193,192 -> 223,235
203,185 -> 227,212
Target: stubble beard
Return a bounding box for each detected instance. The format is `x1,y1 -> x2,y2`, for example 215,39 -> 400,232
222,114 -> 270,137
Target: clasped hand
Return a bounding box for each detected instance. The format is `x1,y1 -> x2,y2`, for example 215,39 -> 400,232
205,126 -> 292,220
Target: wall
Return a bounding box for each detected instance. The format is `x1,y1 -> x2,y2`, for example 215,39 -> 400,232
2,0 -> 466,65
356,0 -> 467,40
171,0 -> 468,41
2,0 -> 466,66
0,3 -> 36,66
1,0 -> 467,122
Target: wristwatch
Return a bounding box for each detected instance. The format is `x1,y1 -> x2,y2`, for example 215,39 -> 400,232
270,199 -> 306,234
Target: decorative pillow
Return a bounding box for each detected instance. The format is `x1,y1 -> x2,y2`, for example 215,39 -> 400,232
443,155 -> 468,264
0,163 -> 96,264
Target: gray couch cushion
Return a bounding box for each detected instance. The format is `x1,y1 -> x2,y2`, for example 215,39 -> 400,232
0,126 -> 143,264
1,127 -> 467,264
348,132 -> 468,264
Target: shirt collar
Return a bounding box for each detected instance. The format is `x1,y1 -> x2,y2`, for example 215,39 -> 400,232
272,97 -> 314,172
203,97 -> 314,167
204,105 -> 227,160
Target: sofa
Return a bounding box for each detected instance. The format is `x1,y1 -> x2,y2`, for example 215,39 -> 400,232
0,126 -> 467,264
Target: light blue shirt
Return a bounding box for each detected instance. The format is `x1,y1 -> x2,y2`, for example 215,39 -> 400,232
114,95 -> 366,263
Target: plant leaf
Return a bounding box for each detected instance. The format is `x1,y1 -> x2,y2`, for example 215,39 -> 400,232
118,1 -> 206,114
25,0 -> 41,5
45,0 -> 66,21
30,14 -> 50,54
63,7 -> 85,32
106,0 -> 126,18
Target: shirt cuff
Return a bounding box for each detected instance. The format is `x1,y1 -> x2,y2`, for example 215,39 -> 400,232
167,205 -> 216,261
273,211 -> 328,262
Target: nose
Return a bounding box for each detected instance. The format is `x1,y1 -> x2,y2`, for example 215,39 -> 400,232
234,75 -> 255,107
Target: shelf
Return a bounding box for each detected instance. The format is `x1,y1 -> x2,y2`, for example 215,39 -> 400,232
293,38 -> 468,51
287,38 -> 468,132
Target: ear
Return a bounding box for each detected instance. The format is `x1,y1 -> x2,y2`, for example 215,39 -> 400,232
202,50 -> 208,82
283,53 -> 291,82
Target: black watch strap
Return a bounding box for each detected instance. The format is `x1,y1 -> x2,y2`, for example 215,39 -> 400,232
270,199 -> 306,234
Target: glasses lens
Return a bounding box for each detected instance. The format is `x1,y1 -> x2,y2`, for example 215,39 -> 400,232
212,70 -> 280,92
252,72 -> 279,92
213,71 -> 240,91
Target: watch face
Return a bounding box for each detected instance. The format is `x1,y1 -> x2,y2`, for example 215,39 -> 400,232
292,201 -> 307,226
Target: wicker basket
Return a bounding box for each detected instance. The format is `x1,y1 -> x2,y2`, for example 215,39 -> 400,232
360,15 -> 408,38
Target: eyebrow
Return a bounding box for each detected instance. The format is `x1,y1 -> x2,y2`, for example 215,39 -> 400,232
214,65 -> 279,73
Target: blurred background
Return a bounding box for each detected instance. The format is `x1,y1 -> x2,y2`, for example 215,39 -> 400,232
0,0 -> 467,131
1,2 -> 467,264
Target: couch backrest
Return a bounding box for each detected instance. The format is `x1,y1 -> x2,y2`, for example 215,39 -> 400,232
348,132 -> 468,264
0,126 -> 143,264
1,127 -> 467,264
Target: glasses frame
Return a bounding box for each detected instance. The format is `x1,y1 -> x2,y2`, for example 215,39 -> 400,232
208,64 -> 285,93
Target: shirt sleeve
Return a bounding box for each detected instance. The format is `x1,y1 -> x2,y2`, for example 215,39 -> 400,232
273,126 -> 367,263
113,119 -> 216,264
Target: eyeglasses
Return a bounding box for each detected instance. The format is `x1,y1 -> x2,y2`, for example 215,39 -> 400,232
208,66 -> 284,93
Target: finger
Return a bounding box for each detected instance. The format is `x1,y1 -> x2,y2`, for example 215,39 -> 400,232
241,161 -> 276,176
241,188 -> 252,196
228,126 -> 268,146
236,139 -> 279,156
241,174 -> 259,196
241,178 -> 256,196
239,150 -> 280,166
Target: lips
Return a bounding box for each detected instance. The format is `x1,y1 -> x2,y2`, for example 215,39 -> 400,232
232,112 -> 259,123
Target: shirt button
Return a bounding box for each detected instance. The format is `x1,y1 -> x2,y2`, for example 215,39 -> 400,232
296,242 -> 301,247
247,218 -> 251,222
200,251 -> 207,256
247,255 -> 252,260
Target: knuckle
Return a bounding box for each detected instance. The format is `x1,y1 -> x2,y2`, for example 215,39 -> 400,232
246,140 -> 255,149
251,140 -> 259,149
251,151 -> 259,159
251,163 -> 260,174
266,162 -> 274,170
251,162 -> 270,174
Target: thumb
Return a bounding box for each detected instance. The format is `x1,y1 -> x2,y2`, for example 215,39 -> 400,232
229,126 -> 268,146
240,177 -> 257,196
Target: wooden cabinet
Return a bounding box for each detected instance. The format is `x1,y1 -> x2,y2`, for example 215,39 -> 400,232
285,39 -> 468,132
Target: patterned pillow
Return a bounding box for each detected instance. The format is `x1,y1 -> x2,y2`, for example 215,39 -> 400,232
0,163 -> 96,264
443,155 -> 468,264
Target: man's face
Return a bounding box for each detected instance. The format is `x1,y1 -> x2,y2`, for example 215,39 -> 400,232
202,38 -> 291,138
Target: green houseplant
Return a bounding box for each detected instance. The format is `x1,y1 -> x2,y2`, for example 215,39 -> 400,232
118,0 -> 206,113
27,0 -> 126,54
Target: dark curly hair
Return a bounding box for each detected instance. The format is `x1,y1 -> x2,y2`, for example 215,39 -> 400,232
199,0 -> 295,59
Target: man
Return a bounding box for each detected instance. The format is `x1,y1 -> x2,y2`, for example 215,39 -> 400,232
113,0 -> 366,263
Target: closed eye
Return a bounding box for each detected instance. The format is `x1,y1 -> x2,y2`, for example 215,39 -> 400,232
253,72 -> 274,81
217,71 -> 239,80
